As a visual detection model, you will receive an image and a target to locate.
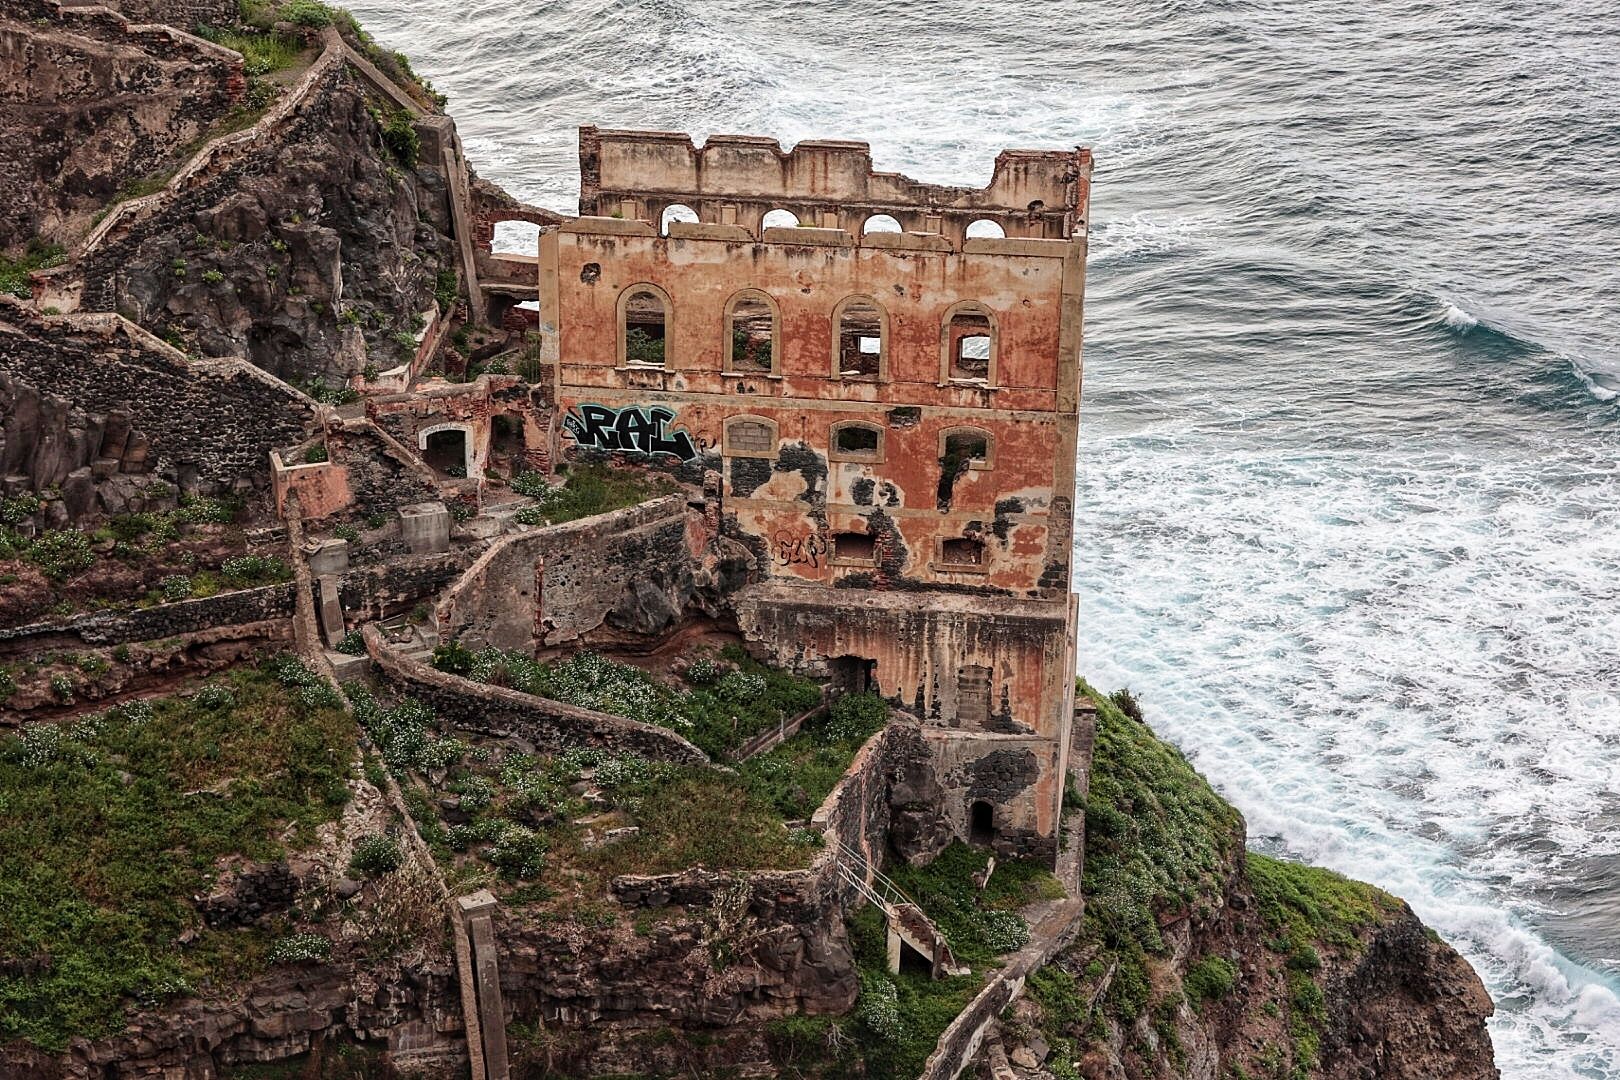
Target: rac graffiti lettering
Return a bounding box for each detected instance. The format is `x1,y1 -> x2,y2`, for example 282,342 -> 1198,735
773,529 -> 829,568
564,403 -> 699,461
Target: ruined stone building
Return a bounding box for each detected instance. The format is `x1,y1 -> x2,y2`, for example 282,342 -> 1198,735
537,129 -> 1093,859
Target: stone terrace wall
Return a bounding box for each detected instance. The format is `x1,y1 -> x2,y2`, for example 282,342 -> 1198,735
337,550 -> 472,623
0,583 -> 293,655
113,0 -> 237,28
363,624 -> 708,765
0,305 -> 315,511
435,493 -> 701,652
0,0 -> 243,248
608,720 -> 940,914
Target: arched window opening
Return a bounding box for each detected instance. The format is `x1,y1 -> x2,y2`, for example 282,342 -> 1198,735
621,286 -> 667,367
863,213 -> 902,234
761,208 -> 800,230
957,665 -> 992,727
830,422 -> 883,462
491,220 -> 540,256
725,291 -> 776,373
943,303 -> 997,384
969,800 -> 995,845
724,417 -> 777,457
835,297 -> 885,380
965,218 -> 1006,239
660,203 -> 699,235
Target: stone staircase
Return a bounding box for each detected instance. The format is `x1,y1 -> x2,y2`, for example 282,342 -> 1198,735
833,839 -> 970,978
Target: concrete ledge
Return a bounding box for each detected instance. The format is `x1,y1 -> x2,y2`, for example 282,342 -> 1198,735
561,216 -> 658,237
861,231 -> 953,253
666,222 -> 754,242
962,237 -> 1074,258
763,226 -> 855,247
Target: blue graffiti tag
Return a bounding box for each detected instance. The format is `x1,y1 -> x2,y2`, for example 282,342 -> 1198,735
563,403 -> 699,461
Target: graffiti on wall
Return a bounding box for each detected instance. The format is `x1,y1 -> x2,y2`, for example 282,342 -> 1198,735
563,403 -> 700,461
773,529 -> 829,568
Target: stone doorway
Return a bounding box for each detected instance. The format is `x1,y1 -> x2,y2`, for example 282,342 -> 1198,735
969,800 -> 995,847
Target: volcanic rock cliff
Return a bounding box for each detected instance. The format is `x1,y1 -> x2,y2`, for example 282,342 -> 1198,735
988,687 -> 1497,1080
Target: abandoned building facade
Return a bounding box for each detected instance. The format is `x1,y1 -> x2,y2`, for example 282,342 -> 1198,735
537,129 -> 1094,859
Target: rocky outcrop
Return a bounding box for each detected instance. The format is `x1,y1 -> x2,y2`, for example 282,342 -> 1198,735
0,301 -> 315,522
995,689 -> 1497,1080
0,0 -> 243,250
0,962 -> 465,1080
68,56 -> 460,384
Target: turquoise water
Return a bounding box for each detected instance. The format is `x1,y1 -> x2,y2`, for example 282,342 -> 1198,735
342,1 -> 1620,1072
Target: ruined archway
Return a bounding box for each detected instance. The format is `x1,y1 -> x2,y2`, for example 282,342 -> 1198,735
419,422 -> 474,478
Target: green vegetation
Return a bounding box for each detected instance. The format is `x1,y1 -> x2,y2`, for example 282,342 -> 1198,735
379,108 -> 419,167
1184,954 -> 1238,1009
882,842 -> 1065,968
841,905 -> 981,1080
1247,851 -> 1395,1072
0,664 -> 354,1050
0,241 -> 65,299
0,497 -> 276,618
345,684 -> 815,905
347,834 -> 402,878
509,462 -> 679,527
1076,675 -> 1243,1020
738,692 -> 888,818
443,644 -> 821,759
624,326 -> 665,365
194,25 -> 305,76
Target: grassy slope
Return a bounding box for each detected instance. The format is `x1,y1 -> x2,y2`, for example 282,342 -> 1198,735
1025,680 -> 1400,1079
0,666 -> 355,1051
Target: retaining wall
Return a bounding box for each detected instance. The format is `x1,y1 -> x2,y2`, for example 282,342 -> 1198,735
363,623 -> 708,765
435,493 -> 701,651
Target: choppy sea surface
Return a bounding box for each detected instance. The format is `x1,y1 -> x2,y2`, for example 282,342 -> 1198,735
342,0 -> 1620,1072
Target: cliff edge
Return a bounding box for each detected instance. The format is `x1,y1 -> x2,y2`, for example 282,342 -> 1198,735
995,685 -> 1497,1080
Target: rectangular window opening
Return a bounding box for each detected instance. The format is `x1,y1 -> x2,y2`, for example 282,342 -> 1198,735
834,531 -> 877,564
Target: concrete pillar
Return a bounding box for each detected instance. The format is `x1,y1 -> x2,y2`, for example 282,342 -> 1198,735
399,501 -> 451,555
316,574 -> 345,648
457,890 -> 510,1080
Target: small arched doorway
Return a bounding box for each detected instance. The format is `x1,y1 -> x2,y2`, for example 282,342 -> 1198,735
420,424 -> 472,478
969,800 -> 995,847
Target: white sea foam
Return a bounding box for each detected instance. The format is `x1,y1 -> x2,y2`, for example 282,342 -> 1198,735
1441,300 -> 1481,330
1076,433 -> 1620,1077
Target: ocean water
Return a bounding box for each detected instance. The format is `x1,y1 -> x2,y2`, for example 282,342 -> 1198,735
342,0 -> 1620,1072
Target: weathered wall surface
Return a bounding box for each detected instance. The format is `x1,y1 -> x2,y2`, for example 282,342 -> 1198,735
0,304 -> 315,516
735,583 -> 1071,858
68,60 -> 458,384
579,127 -> 1091,246
364,624 -> 709,765
336,549 -> 472,622
434,493 -> 710,652
0,0 -> 243,250
367,375 -> 552,483
112,0 -> 237,28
